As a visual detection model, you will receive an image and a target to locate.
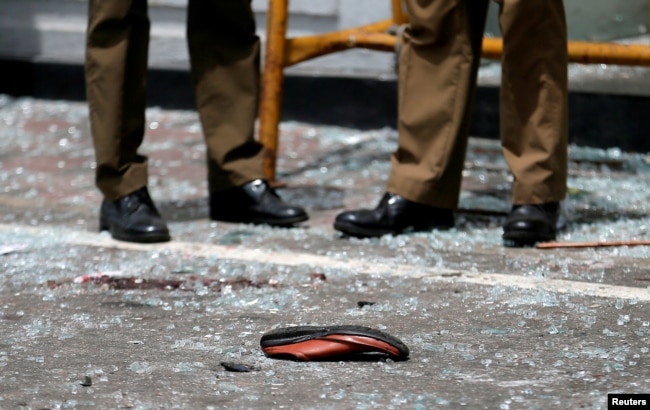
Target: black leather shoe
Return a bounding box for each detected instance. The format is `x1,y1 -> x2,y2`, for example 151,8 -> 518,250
502,202 -> 562,247
99,187 -> 171,243
209,179 -> 309,226
334,193 -> 454,238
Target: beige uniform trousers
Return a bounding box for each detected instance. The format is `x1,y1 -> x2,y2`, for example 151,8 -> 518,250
85,0 -> 265,200
387,0 -> 569,209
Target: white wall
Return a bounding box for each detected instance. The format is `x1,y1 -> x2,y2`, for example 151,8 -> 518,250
0,0 -> 394,76
0,0 -> 648,95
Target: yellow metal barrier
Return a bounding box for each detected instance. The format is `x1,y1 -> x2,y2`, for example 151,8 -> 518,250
259,0 -> 650,182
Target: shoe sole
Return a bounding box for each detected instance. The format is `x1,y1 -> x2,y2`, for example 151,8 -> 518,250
260,325 -> 410,361
502,231 -> 556,248
210,213 -> 309,227
334,220 -> 453,238
333,221 -> 397,238
100,222 -> 171,244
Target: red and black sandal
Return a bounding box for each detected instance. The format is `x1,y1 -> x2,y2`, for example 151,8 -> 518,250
260,325 -> 410,361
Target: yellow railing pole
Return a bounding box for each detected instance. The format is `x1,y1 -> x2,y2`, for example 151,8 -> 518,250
482,37 -> 650,67
391,0 -> 409,25
285,33 -> 650,69
259,0 -> 650,182
284,20 -> 394,66
259,0 -> 289,183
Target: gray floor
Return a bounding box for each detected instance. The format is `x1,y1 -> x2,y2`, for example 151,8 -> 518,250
1,95 -> 649,409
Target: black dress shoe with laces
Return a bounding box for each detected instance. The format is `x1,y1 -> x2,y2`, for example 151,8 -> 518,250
99,187 -> 171,243
334,193 -> 454,238
209,179 -> 308,226
502,202 -> 562,247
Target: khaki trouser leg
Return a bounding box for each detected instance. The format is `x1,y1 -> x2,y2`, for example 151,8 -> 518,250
497,0 -> 568,205
387,0 -> 489,209
186,0 -> 265,193
85,0 -> 150,200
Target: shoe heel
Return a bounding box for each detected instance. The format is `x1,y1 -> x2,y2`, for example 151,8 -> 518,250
99,216 -> 108,232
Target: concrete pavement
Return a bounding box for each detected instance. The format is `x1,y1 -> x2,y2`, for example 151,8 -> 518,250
1,95 -> 649,409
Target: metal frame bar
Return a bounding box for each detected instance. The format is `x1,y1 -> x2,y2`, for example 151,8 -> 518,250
259,0 -> 650,181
